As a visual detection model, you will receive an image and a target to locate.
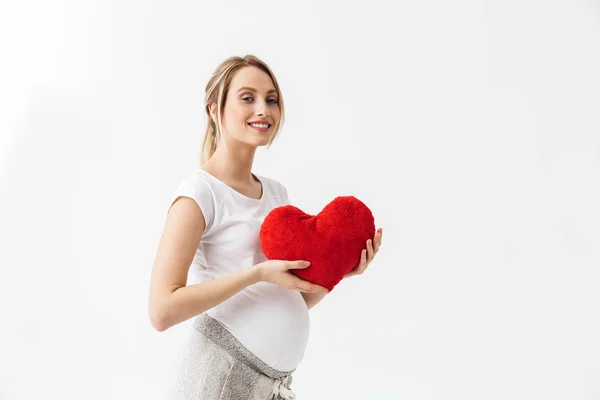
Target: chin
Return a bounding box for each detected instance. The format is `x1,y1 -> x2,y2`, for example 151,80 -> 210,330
255,139 -> 272,147
251,133 -> 275,146
231,132 -> 271,147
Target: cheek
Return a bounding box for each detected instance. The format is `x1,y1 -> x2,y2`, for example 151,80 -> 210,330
222,107 -> 248,129
235,107 -> 253,125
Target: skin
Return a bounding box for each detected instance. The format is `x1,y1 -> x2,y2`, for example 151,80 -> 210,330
149,66 -> 383,332
345,228 -> 383,278
203,65 -> 282,193
204,65 -> 383,307
302,228 -> 383,309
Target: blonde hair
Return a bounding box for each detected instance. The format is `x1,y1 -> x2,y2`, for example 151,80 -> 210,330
200,54 -> 285,166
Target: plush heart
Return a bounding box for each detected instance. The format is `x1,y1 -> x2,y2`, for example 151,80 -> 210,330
259,196 -> 375,292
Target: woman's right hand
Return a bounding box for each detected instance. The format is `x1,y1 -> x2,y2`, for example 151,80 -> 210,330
255,260 -> 329,293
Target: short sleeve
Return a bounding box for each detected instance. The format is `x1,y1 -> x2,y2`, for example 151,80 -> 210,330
281,184 -> 291,205
168,174 -> 215,234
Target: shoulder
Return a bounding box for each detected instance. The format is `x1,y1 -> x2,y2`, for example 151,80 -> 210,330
182,169 -> 229,194
172,169 -> 217,199
169,169 -> 219,227
188,168 -> 213,185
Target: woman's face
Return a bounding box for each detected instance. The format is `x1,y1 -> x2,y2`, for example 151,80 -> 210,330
212,66 -> 281,148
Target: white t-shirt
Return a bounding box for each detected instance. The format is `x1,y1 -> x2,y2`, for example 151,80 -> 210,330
167,168 -> 310,372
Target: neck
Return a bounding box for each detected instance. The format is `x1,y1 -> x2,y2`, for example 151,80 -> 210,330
204,143 -> 257,183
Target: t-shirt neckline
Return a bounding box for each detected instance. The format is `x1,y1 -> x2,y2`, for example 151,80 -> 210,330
196,168 -> 265,202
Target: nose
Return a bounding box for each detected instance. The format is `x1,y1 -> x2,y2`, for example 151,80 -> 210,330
256,99 -> 270,117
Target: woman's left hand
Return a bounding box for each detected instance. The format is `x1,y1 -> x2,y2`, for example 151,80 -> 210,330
344,228 -> 383,279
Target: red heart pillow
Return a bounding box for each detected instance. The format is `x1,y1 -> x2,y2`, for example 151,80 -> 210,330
259,196 -> 375,292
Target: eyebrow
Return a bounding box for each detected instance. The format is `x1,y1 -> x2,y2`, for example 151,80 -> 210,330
236,87 -> 278,95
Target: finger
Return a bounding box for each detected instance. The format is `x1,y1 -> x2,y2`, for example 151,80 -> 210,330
344,264 -> 359,278
287,261 -> 312,270
291,276 -> 328,293
366,239 -> 374,263
346,249 -> 367,278
345,267 -> 358,278
374,229 -> 382,252
308,284 -> 329,293
356,249 -> 367,274
315,285 -> 330,293
292,280 -> 314,292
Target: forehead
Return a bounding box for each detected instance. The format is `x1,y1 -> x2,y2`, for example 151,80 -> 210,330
230,66 -> 276,93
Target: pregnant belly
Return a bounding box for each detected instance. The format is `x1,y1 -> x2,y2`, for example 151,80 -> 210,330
207,282 -> 310,371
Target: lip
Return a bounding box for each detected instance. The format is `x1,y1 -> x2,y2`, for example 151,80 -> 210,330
248,123 -> 271,132
248,120 -> 272,126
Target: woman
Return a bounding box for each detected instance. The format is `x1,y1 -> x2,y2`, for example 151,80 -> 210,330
149,54 -> 383,399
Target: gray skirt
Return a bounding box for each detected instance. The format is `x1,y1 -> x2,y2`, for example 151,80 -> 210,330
170,313 -> 297,400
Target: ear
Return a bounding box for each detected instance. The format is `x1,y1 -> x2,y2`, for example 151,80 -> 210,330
208,103 -> 217,123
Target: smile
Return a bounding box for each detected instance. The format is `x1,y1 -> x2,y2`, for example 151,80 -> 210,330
248,123 -> 271,131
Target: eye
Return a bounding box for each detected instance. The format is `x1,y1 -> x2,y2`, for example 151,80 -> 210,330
241,96 -> 278,104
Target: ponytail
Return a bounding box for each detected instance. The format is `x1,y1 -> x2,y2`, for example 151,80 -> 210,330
199,54 -> 285,167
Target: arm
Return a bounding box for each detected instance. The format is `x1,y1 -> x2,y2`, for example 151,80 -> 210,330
153,268 -> 261,332
148,197 -> 261,332
301,291 -> 328,310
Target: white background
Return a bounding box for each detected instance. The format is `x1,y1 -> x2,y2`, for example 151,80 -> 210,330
1,1 -> 600,399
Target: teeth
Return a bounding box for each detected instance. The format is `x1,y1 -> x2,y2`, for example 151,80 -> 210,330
250,123 -> 269,128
